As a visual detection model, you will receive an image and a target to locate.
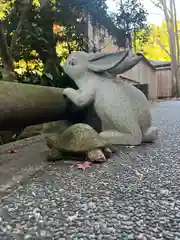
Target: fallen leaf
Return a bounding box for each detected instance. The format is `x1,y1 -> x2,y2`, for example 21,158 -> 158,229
75,161 -> 91,170
8,149 -> 17,153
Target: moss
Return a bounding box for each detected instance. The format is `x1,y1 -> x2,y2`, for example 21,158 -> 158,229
17,120 -> 71,140
47,147 -> 63,161
0,81 -> 66,111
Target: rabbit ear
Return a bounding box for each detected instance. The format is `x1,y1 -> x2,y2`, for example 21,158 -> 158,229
87,51 -> 142,74
108,55 -> 143,75
87,51 -> 129,72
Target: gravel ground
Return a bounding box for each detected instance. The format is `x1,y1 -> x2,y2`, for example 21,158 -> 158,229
1,101 -> 180,240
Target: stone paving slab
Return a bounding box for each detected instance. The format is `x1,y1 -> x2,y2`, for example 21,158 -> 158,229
0,101 -> 180,239
0,135 -> 49,198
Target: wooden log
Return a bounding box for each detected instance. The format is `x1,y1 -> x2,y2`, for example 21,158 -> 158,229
0,81 -> 102,133
0,81 -> 68,130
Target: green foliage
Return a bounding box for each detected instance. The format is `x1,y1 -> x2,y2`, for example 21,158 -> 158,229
0,0 -> 13,20
114,0 -> 149,50
116,0 -> 148,31
0,0 -> 126,86
135,20 -> 179,61
53,0 -> 125,47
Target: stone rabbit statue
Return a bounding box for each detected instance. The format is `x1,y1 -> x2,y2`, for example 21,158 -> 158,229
62,50 -> 158,146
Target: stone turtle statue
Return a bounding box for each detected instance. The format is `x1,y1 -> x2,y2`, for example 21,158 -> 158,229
62,50 -> 158,146
45,123 -> 115,162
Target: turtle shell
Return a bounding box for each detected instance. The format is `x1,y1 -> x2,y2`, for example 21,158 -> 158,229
50,123 -> 108,153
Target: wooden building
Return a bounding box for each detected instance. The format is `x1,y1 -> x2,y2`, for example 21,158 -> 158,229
119,56 -> 157,100
150,61 -> 172,98
87,20 -> 174,100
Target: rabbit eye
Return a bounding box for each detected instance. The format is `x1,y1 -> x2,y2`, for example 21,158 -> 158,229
69,59 -> 77,66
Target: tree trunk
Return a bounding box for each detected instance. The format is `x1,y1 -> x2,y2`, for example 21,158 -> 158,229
0,22 -> 16,82
161,0 -> 177,96
153,0 -> 180,96
10,0 -> 34,55
133,29 -> 137,53
172,0 -> 180,96
0,81 -> 102,134
0,81 -> 68,130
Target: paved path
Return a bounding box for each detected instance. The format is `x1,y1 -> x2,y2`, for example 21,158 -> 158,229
1,101 -> 180,240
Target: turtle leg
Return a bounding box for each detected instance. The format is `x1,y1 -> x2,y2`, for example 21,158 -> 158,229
103,147 -> 112,158
103,143 -> 118,157
45,136 -> 56,149
87,149 -> 106,162
47,147 -> 63,161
